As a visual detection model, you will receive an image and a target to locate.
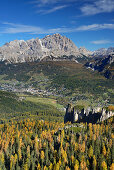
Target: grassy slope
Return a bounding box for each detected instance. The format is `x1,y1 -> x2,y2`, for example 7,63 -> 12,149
25,96 -> 64,110
0,90 -> 64,123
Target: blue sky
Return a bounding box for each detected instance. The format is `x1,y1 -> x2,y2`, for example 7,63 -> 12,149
0,0 -> 114,50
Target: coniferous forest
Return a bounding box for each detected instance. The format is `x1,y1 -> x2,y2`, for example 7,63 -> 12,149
0,117 -> 113,170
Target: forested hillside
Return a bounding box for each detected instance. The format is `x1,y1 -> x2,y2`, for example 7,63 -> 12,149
0,61 -> 114,105
0,91 -> 64,123
0,117 -> 113,169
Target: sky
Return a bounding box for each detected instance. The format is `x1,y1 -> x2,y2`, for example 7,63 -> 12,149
0,0 -> 114,51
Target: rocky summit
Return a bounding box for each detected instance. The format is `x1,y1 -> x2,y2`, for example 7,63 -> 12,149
0,34 -> 92,63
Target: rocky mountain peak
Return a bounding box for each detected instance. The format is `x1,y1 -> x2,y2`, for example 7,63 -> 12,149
0,33 -> 113,64
0,34 -> 84,63
41,33 -> 79,58
79,47 -> 92,56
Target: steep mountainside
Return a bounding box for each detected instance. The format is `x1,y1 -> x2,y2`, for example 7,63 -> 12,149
79,47 -> 92,56
0,34 -> 92,63
85,54 -> 114,79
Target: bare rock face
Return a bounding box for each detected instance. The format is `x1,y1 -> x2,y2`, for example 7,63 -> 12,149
64,104 -> 114,123
64,104 -> 73,123
92,47 -> 114,57
0,34 -> 89,64
100,109 -> 114,122
79,47 -> 92,57
0,38 -> 44,63
41,34 -> 79,58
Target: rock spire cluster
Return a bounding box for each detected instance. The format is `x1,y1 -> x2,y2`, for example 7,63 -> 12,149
64,104 -> 114,123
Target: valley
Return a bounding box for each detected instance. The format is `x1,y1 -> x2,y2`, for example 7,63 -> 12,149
0,34 -> 113,170
0,60 -> 114,106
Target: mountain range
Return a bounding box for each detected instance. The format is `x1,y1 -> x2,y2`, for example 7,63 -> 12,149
0,33 -> 114,64
92,47 -> 114,57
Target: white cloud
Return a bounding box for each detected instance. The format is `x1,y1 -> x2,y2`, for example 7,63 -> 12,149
1,22 -> 114,35
31,0 -> 114,15
1,23 -> 71,34
91,40 -> 112,44
81,0 -> 114,16
37,5 -> 68,14
31,0 -> 75,14
32,0 -> 59,6
2,22 -> 45,34
30,0 -> 114,15
76,24 -> 114,31
33,0 -> 74,6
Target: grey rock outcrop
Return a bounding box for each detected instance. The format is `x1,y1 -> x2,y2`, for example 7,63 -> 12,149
100,109 -> 113,122
64,104 -> 73,123
0,34 -> 89,64
92,47 -> 114,57
0,38 -> 44,63
64,104 -> 114,123
41,34 -> 80,58
79,47 -> 92,57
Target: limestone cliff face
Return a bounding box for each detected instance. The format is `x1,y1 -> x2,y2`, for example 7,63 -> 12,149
0,38 -> 44,63
0,34 -> 91,64
64,104 -> 114,123
41,34 -> 80,58
79,47 -> 92,57
100,109 -> 113,122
